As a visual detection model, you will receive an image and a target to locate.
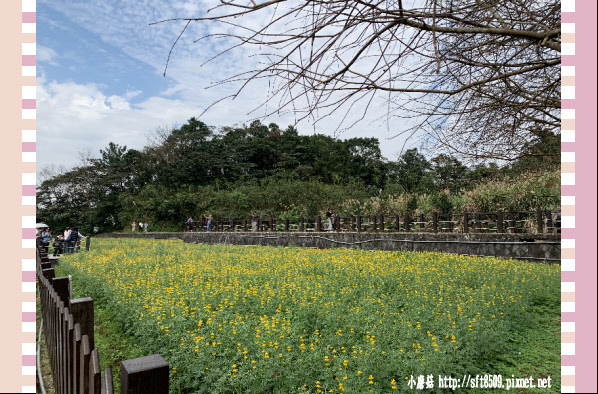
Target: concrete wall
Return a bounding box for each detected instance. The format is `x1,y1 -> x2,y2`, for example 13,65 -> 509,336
97,232 -> 560,263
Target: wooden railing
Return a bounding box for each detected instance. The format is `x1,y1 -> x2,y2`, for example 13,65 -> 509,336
36,245 -> 169,394
183,209 -> 560,235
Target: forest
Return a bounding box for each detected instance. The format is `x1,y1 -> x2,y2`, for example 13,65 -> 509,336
37,118 -> 560,234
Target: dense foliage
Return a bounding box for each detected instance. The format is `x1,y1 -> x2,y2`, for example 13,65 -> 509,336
58,239 -> 561,393
37,118 -> 559,234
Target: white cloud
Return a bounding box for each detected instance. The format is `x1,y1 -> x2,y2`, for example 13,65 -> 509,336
124,89 -> 143,100
37,44 -> 58,65
107,95 -> 131,111
172,1 -> 201,14
37,77 -> 205,169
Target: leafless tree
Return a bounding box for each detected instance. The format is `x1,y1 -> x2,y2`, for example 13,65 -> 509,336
154,0 -> 561,161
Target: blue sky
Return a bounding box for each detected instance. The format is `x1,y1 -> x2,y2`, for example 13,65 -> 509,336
36,0 -> 410,172
38,6 -> 168,101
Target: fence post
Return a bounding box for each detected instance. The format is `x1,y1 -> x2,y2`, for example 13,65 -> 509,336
336,215 -> 341,232
475,213 -> 482,233
70,297 -> 95,349
102,368 -> 114,394
536,208 -> 543,234
53,277 -> 71,307
85,237 -> 91,251
432,212 -> 438,233
80,335 -> 91,394
58,302 -> 66,394
63,305 -> 73,394
379,215 -> 384,232
120,354 -> 170,394
42,267 -> 55,282
404,214 -> 410,232
509,211 -> 515,233
418,214 -> 424,231
46,291 -> 56,382
463,212 -> 469,233
497,210 -> 504,233
285,218 -> 289,232
67,314 -> 75,394
357,216 -> 362,233
243,220 -> 247,232
316,216 -> 322,232
372,216 -> 377,232
546,210 -> 553,234
40,252 -> 49,264
48,293 -> 57,386
73,324 -> 82,394
55,298 -> 63,384
300,217 -> 305,232
90,349 -> 101,394
271,217 -> 275,232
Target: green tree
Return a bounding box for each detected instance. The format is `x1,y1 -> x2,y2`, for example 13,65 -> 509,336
394,149 -> 433,194
432,154 -> 469,194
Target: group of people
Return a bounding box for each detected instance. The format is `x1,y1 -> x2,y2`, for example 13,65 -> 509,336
186,215 -> 213,232
187,213 -> 256,232
131,221 -> 149,232
38,226 -> 86,255
184,209 -> 334,232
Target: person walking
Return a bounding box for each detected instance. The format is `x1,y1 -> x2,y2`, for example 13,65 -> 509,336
65,227 -> 78,253
131,221 -> 136,232
204,215 -> 213,232
186,216 -> 194,232
65,227 -> 86,253
326,207 -> 335,231
251,212 -> 259,232
144,222 -> 149,232
41,228 -> 52,252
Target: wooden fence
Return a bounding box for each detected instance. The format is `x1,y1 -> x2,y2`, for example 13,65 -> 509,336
36,246 -> 169,394
184,209 -> 560,235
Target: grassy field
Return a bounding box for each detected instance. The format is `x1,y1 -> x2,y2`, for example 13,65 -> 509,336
56,239 -> 561,393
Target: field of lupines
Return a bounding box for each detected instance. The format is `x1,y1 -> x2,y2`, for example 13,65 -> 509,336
58,239 -> 560,393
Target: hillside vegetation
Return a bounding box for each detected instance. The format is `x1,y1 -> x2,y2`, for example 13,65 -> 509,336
37,118 -> 560,233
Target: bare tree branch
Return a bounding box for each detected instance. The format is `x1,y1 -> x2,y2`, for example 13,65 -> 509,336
154,0 -> 561,161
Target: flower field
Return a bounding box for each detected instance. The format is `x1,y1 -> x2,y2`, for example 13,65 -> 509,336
59,239 -> 560,393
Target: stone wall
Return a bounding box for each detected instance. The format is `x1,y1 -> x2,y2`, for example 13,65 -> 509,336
98,232 -> 560,263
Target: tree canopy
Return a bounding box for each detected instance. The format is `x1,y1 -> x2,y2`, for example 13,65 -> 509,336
37,118 -> 559,234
